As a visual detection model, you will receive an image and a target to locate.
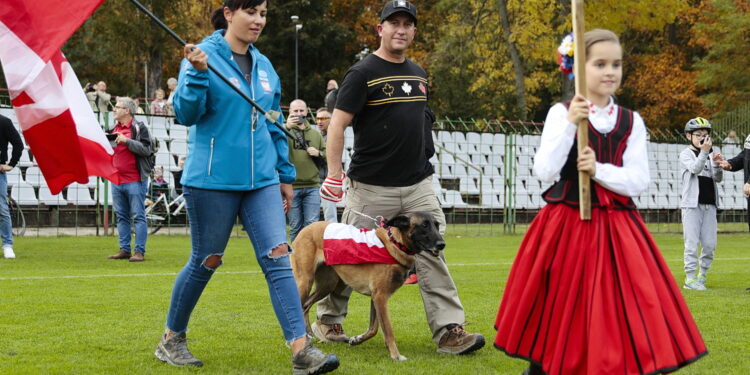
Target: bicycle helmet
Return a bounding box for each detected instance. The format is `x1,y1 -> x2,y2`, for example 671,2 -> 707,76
684,117 -> 712,134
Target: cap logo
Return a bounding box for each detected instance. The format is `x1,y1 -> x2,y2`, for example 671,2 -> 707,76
396,0 -> 407,7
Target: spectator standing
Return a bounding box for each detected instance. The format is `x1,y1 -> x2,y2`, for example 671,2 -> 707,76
723,129 -> 739,144
286,99 -> 326,241
150,89 -> 169,115
719,133 -> 750,232
106,97 -> 153,263
86,81 -> 112,114
166,77 -> 178,115
680,117 -> 724,290
317,0 -> 485,355
0,114 -> 24,259
315,107 -> 337,222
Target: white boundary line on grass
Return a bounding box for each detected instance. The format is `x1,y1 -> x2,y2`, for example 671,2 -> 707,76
3,258 -> 750,281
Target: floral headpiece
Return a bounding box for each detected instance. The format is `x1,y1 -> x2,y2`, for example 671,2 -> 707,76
557,33 -> 574,80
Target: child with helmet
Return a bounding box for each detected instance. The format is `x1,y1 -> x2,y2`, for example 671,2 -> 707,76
680,117 -> 726,290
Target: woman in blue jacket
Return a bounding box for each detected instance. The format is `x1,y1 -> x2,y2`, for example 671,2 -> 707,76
154,2 -> 339,374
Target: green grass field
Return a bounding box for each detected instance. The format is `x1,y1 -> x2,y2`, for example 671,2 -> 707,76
1,231 -> 749,374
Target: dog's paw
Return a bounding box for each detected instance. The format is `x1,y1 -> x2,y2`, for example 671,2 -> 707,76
348,335 -> 364,346
391,355 -> 407,361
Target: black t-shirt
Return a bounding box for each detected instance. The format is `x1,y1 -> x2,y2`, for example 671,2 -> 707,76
335,54 -> 434,186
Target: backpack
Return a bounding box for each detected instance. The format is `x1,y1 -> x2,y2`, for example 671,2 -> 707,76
132,121 -> 159,170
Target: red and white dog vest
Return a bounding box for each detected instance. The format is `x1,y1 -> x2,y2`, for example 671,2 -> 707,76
322,223 -> 399,265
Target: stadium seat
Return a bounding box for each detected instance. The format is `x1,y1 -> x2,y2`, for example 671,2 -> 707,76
5,168 -> 24,186
66,183 -> 96,205
38,185 -> 67,205
11,182 -> 38,205
444,190 -> 467,208
24,166 -> 44,187
170,140 -> 188,156
170,125 -> 188,141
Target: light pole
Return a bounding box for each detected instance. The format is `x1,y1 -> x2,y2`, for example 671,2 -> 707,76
291,15 -> 302,99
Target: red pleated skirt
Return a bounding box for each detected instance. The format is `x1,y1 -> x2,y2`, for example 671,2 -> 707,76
494,203 -> 707,375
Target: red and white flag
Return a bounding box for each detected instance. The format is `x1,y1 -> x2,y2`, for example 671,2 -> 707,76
0,0 -> 119,194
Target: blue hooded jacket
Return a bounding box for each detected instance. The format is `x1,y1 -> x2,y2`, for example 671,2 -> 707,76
173,30 -> 295,191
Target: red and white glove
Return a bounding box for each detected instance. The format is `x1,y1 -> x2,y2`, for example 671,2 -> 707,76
320,173 -> 345,202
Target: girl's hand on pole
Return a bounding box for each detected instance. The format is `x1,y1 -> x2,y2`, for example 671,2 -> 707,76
567,94 -> 589,125
184,44 -> 208,71
577,146 -> 596,176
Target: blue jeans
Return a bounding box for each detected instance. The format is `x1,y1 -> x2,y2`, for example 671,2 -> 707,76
0,173 -> 13,246
287,187 -> 321,242
112,180 -> 148,253
165,185 -> 306,342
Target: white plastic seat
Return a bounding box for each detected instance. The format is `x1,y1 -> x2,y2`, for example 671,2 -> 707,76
38,185 -> 67,205
5,168 -> 24,186
480,192 -> 502,208
24,166 -> 44,187
444,190 -> 467,208
170,140 -> 188,156
66,183 -> 96,205
151,127 -> 170,141
170,125 -> 188,141
11,182 -> 38,205
155,153 -> 176,170
458,177 -> 479,194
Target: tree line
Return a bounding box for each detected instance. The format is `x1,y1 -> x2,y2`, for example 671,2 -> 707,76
39,0 -> 750,130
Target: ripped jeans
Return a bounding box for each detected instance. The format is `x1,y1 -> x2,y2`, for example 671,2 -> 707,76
165,185 -> 307,342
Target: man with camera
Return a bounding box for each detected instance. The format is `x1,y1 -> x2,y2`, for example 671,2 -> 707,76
286,99 -> 326,242
85,81 -> 112,115
106,97 -> 153,262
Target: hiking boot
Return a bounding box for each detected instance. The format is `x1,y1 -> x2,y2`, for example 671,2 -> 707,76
154,332 -> 203,367
108,250 -> 131,260
404,273 -> 418,285
311,321 -> 349,343
684,277 -> 706,291
292,339 -> 339,375
2,245 -> 15,259
129,252 -> 145,262
437,324 -> 485,355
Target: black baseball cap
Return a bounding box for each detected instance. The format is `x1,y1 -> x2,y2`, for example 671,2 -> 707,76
380,0 -> 417,25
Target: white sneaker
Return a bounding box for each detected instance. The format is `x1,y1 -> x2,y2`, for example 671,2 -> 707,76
684,277 -> 706,291
3,245 -> 15,259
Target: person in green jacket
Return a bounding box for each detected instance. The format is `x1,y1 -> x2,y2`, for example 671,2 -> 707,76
286,99 -> 326,241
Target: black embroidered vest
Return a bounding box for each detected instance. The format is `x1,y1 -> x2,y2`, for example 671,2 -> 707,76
541,103 -> 637,210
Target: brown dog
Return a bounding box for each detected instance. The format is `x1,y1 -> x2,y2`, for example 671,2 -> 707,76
290,211 -> 445,361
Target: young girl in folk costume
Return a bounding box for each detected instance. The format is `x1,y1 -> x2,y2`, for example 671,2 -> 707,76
493,29 -> 707,375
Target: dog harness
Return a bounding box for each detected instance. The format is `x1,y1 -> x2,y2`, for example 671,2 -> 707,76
322,223 -> 399,265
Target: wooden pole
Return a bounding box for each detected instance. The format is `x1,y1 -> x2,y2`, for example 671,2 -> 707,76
572,0 -> 591,220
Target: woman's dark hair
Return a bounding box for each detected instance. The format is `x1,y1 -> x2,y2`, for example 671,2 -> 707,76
211,0 -> 268,31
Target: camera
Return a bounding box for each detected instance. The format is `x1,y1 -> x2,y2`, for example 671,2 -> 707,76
84,82 -> 96,93
292,133 -> 309,150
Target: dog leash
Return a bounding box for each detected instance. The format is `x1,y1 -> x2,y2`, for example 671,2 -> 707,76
347,209 -> 413,255
347,208 -> 384,227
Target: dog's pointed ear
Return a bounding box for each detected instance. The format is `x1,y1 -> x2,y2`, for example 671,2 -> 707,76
385,215 -> 411,231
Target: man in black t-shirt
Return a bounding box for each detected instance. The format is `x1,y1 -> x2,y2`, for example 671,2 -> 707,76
315,0 -> 485,355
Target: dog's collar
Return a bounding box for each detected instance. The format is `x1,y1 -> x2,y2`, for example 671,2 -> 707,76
386,227 -> 414,255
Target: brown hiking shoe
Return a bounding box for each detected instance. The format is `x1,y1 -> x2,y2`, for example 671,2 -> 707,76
108,250 -> 131,260
311,320 -> 349,343
437,324 -> 485,355
129,252 -> 145,262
